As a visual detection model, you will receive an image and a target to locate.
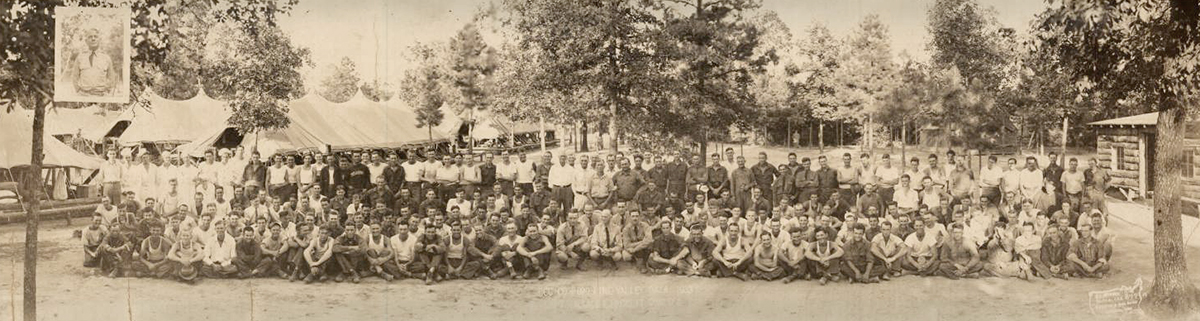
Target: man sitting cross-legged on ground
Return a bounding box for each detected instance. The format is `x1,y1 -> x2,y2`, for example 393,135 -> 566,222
287,223 -> 316,281
363,223 -> 394,281
415,222 -> 447,285
647,218 -> 688,274
712,224 -> 751,281
203,224 -> 239,279
749,233 -> 786,281
467,221 -> 502,279
166,230 -> 204,283
496,222 -> 525,278
384,222 -> 428,280
1066,223 -> 1112,279
233,226 -> 273,279
259,223 -> 290,278
902,219 -> 939,276
589,210 -> 623,270
303,225 -> 337,283
134,223 -> 173,279
779,228 -> 811,283
99,224 -> 135,277
681,222 -> 716,277
842,223 -> 883,283
805,229 -> 843,285
333,222 -> 366,283
1036,224 -> 1072,280
446,222 -> 484,280
620,210 -> 655,273
556,209 -> 591,271
870,221 -> 907,280
937,223 -> 982,280
517,222 -> 554,280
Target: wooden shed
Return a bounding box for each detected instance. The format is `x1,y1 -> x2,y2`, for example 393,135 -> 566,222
1088,112 -> 1200,208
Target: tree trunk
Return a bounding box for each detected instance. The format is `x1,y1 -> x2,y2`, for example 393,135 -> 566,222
579,120 -> 589,153
23,95 -> 47,321
539,117 -> 546,152
468,108 -> 475,154
1144,106 -> 1200,318
786,118 -> 792,148
609,103 -> 618,153
818,121 -> 825,153
700,131 -> 708,167
901,123 -> 907,165
1061,116 -> 1068,157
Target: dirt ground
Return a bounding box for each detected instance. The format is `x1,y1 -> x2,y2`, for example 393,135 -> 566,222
2,145 -> 1199,321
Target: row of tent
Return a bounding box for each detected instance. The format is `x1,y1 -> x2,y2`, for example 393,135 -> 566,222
102,90 -> 545,157
0,89 -> 545,170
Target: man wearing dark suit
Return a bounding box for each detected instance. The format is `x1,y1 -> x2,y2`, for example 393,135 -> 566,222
319,157 -> 349,199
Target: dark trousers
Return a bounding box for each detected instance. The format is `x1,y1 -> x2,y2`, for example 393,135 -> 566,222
552,185 -> 574,209
715,260 -> 748,277
878,187 -> 895,208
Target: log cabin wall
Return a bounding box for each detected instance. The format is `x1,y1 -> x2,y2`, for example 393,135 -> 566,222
1095,127 -> 1151,193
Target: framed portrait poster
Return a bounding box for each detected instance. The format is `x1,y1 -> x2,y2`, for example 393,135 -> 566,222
54,6 -> 131,103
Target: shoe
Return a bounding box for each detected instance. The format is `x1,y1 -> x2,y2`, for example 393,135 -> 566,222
351,273 -> 361,284
289,272 -> 299,282
734,273 -> 749,281
425,275 -> 434,285
537,270 -> 547,280
819,277 -> 828,285
334,274 -> 345,283
782,275 -> 796,284
575,263 -> 587,271
381,273 -> 394,281
304,274 -> 316,284
868,277 -> 880,283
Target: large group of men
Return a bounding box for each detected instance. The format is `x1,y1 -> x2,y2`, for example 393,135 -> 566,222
82,145 -> 1116,286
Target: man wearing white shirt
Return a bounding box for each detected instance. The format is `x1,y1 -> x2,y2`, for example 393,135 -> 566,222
874,154 -> 901,204
130,153 -> 160,201
514,153 -> 537,197
434,155 -> 462,201
1001,158 -> 1022,203
461,155 -> 483,197
400,154 -> 426,192
548,154 -> 574,210
368,152 -> 388,189
902,219 -> 938,275
96,150 -> 119,200
892,175 -> 920,215
218,149 -> 241,201
497,153 -> 518,196
196,150 -> 221,200
203,224 -> 239,278
571,157 -> 594,210
1018,156 -> 1044,199
980,155 -> 1004,205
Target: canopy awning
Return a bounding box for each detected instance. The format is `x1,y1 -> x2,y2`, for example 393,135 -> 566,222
0,112 -> 102,169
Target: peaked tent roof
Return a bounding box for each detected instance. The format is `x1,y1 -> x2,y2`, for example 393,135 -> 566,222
112,91 -> 232,144
16,105 -> 121,137
0,112 -> 102,169
343,92 -> 451,147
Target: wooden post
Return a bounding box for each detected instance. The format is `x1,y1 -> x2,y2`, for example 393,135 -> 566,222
1139,132 -> 1149,198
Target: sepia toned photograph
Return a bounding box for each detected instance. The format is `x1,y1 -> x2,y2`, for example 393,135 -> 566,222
52,6 -> 131,103
2,0 -> 1200,320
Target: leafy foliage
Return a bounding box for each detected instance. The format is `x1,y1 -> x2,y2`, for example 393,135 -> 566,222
319,56 -> 362,103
